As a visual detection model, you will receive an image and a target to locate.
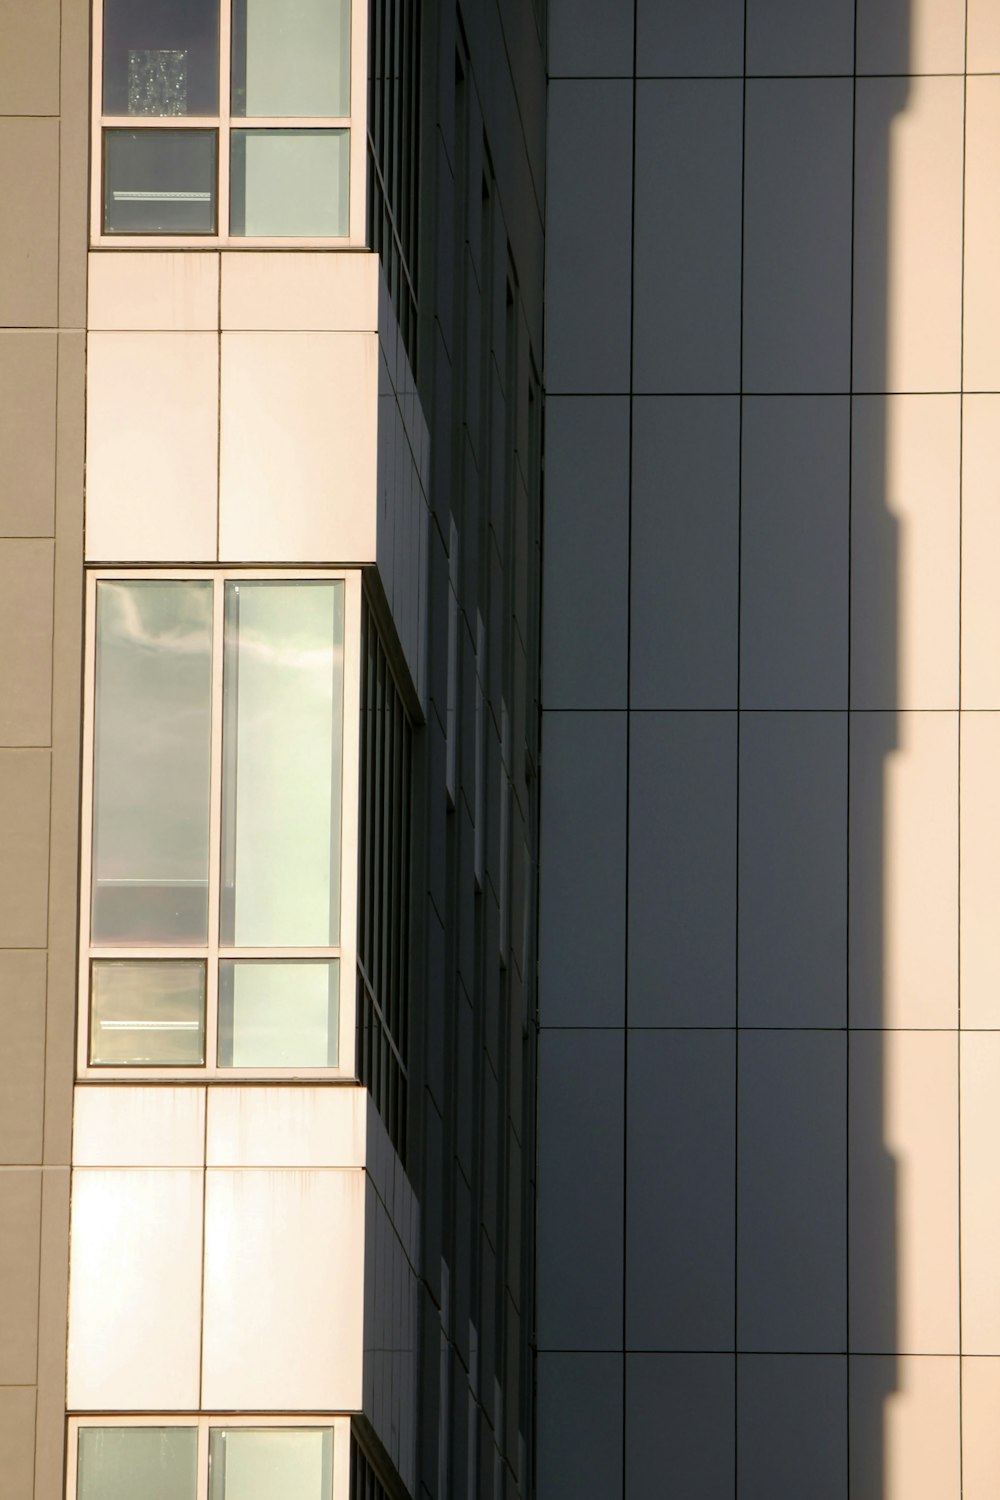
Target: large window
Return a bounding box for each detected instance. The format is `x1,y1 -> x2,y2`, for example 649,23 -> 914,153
70,1419 -> 348,1500
79,571 -> 360,1079
92,0 -> 367,242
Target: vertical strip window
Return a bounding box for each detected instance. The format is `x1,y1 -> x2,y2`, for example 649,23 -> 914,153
95,0 -> 359,240
366,0 -> 420,367
83,572 -> 354,1079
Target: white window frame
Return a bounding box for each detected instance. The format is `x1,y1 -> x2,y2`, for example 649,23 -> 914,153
89,0 -> 369,247
77,567 -> 362,1082
67,1414 -> 353,1500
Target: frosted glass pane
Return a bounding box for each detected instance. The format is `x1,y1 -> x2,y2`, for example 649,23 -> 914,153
90,960 -> 206,1066
208,1429 -> 333,1500
103,0 -> 219,115
232,0 -> 350,117
78,1427 -> 197,1500
221,582 -> 344,946
92,581 -> 213,943
230,130 -> 349,237
218,961 -> 340,1067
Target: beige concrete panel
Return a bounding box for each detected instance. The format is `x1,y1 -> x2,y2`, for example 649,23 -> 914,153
0,331 -> 56,537
960,714 -> 1000,1027
852,397 -> 959,710
962,1358 -> 1000,1498
0,1388 -> 35,1500
0,1170 -> 41,1382
202,1167 -> 365,1409
34,1167 -> 69,1500
207,1085 -> 367,1168
221,252 -> 379,331
849,712 -> 957,1028
57,0 -> 90,331
0,120 -> 59,328
88,253 -> 220,332
960,1035 -> 1000,1351
857,0 -> 966,73
0,0 -> 59,113
853,78 -> 964,395
73,1088 -> 206,1168
850,1032 -> 958,1354
0,952 -> 46,1165
45,328 -> 84,1167
968,0 -> 1000,69
85,333 -> 218,561
0,751 -> 50,948
963,82 -> 1000,391
67,1169 -> 203,1409
850,1356 -> 959,1500
0,541 -> 53,747
961,399 -> 1000,709
219,332 -> 377,563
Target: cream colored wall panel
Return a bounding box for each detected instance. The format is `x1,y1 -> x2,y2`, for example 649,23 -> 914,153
73,1087 -> 206,1168
67,1169 -> 203,1409
851,396 -> 959,710
961,1358 -> 1000,1499
206,1085 -> 367,1168
963,82 -> 1000,391
857,0 -> 966,73
850,1357 -> 960,1500
85,333 -> 219,562
960,1034 -> 1000,1351
854,78 -> 964,394
961,398 -> 1000,708
968,0 -> 1000,70
849,712 -> 958,1028
219,333 -> 377,564
221,252 -> 379,331
87,253 -> 219,332
201,1167 -> 365,1409
850,1031 -> 958,1353
960,713 -> 1000,1027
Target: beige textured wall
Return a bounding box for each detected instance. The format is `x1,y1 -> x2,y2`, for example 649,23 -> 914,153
0,1 -> 87,1496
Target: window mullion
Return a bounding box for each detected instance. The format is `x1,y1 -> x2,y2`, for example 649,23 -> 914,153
207,574 -> 226,1058
218,0 -> 232,236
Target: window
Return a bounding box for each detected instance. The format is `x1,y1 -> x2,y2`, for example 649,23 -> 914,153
70,1420 -> 346,1500
80,571 -> 360,1079
367,0 -> 420,367
93,0 -> 367,242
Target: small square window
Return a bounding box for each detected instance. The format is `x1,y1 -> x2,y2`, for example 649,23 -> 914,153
90,961 -> 206,1066
208,1428 -> 333,1500
77,1427 -> 197,1500
103,128 -> 218,234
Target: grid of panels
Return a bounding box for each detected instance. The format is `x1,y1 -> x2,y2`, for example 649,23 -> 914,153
357,598 -> 412,1161
367,0 -> 421,368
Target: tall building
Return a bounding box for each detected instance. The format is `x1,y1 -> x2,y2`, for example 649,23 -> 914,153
4,2 -> 1000,1499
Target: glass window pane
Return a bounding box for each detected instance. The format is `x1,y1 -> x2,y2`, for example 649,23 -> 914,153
92,581 -> 213,943
78,1427 -> 197,1500
218,962 -> 340,1068
90,961 -> 206,1066
209,1428 -> 333,1500
230,129 -> 349,237
103,129 -> 217,235
103,0 -> 219,115
232,0 -> 350,117
221,582 -> 344,945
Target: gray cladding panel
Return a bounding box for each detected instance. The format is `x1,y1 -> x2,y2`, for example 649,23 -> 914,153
737,1031 -> 847,1351
738,1356 -> 848,1499
536,1354 -> 623,1499
537,1030 -> 624,1349
746,0 -> 856,74
545,81 -> 633,394
627,1031 -> 736,1349
628,712 -> 737,1027
635,0 -> 745,75
742,81 -> 854,393
542,397 -> 629,709
626,1355 -> 735,1496
631,397 -> 740,710
633,81 -> 744,394
547,0 -> 634,78
539,712 -> 627,1027
738,711 -> 847,1027
740,396 -> 850,709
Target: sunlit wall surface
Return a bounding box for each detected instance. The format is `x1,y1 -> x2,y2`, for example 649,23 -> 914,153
539,1 -> 1000,1495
